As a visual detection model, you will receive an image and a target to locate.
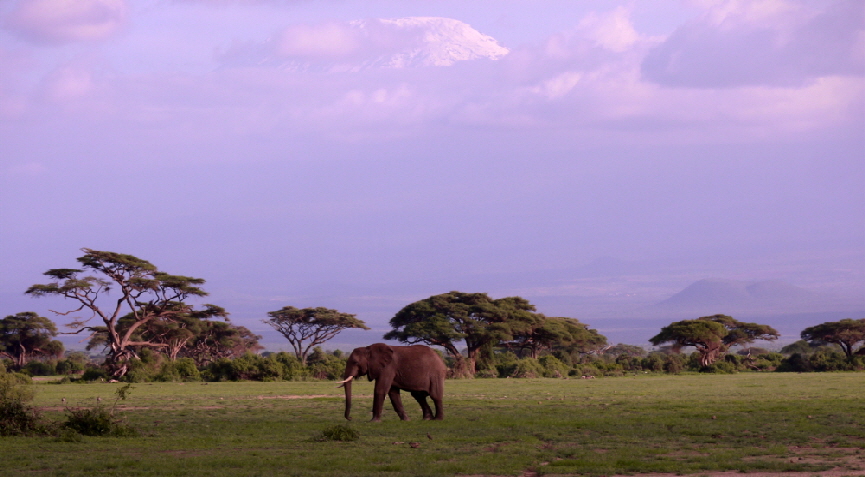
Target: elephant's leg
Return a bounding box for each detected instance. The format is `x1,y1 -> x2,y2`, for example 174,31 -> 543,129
371,389 -> 384,422
431,396 -> 444,420
388,388 -> 409,421
410,391 -> 433,420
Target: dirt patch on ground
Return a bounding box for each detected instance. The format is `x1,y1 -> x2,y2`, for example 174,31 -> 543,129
257,394 -> 340,399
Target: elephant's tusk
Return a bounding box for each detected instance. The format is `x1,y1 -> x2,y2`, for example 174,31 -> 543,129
336,375 -> 354,388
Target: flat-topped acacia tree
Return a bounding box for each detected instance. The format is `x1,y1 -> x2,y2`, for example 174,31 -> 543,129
264,306 -> 368,365
802,318 -> 865,359
650,314 -> 779,367
26,248 -> 224,377
385,291 -> 541,377
0,311 -> 64,369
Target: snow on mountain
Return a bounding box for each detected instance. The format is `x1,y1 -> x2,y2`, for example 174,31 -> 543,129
221,17 -> 509,72
369,17 -> 510,67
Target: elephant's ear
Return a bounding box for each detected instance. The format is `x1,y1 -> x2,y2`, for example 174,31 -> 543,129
367,343 -> 394,380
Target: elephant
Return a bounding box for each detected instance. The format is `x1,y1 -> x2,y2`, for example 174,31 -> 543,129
338,343 -> 445,422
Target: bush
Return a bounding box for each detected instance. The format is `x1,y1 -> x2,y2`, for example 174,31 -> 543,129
272,352 -> 309,380
307,348 -> 346,380
0,371 -> 43,436
539,356 -> 569,378
63,384 -> 137,437
81,366 -> 109,382
702,361 -> 737,374
314,424 -> 359,442
155,358 -> 201,382
474,369 -> 498,378
501,358 -> 544,378
24,360 -> 57,376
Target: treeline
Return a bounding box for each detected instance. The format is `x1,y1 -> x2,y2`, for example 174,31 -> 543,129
3,249 -> 864,381
6,339 -> 863,383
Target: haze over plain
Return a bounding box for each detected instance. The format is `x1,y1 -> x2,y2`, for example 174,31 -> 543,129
0,0 -> 862,350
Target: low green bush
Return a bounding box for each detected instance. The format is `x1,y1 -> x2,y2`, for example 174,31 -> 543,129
314,424 -> 359,442
0,371 -> 43,436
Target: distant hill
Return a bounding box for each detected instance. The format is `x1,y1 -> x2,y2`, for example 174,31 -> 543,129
653,278 -> 835,315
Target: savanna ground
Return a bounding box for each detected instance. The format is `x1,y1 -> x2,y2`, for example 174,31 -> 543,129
2,373 -> 863,476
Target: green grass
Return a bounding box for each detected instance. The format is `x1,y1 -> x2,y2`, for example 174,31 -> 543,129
2,373 -> 863,476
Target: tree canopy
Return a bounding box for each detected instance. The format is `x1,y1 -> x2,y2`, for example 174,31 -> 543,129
264,306 -> 368,365
0,312 -> 63,369
502,316 -> 607,359
26,248 -> 223,377
650,314 -> 779,367
385,291 -> 541,376
801,318 -> 865,359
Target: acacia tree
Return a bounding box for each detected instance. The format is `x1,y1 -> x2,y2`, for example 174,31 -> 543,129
182,321 -> 262,366
86,305 -> 230,361
801,318 -> 865,359
26,249 -> 221,377
385,291 -> 541,376
264,306 -> 368,365
0,312 -> 64,369
650,314 -> 779,367
503,316 -> 607,359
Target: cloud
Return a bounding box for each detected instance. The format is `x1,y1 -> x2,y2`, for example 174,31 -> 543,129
277,22 -> 362,57
642,0 -> 865,88
4,0 -> 128,45
575,6 -> 641,53
42,65 -> 94,100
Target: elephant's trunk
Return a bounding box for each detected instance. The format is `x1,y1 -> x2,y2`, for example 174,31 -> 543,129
343,378 -> 353,421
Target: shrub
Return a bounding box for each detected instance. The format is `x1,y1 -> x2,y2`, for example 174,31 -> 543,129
272,352 -> 309,380
474,369 -> 498,378
307,348 -> 346,380
642,353 -> 665,372
0,372 -> 43,436
62,384 -> 137,437
315,424 -> 359,442
503,358 -> 544,378
539,356 -> 569,378
155,358 -> 201,382
24,360 -> 57,376
702,361 -> 737,374
81,366 -> 109,382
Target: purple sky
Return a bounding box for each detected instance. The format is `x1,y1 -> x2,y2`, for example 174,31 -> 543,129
1,0 -> 862,350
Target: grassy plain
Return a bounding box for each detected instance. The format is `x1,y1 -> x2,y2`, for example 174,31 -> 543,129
1,373 -> 863,476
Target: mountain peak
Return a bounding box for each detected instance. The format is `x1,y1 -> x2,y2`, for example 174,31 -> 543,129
221,17 -> 509,72
655,278 -> 822,315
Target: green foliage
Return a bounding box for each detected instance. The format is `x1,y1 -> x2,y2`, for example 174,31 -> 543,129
81,366 -> 109,382
203,351 -> 337,382
801,318 -> 865,358
56,352 -> 89,375
702,361 -> 738,374
63,405 -> 137,437
538,355 -> 569,377
0,371 -> 42,436
155,358 -> 201,382
306,347 -> 346,380
264,306 -> 368,366
26,248 -> 219,378
651,315 -> 779,367
0,311 -> 62,369
23,360 -> 57,376
62,384 -> 137,437
314,424 -> 360,442
386,291 -> 542,376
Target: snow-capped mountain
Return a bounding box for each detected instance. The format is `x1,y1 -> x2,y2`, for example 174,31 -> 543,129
221,17 -> 509,72
367,17 -> 510,67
